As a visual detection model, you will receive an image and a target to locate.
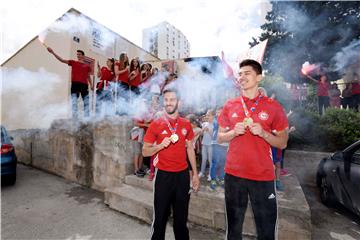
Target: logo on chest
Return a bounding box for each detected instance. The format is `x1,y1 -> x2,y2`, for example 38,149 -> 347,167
181,128 -> 187,136
258,111 -> 269,121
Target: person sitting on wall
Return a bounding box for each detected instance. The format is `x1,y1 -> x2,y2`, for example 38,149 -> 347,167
96,58 -> 115,116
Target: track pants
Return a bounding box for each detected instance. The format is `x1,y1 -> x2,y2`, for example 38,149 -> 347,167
225,174 -> 277,240
151,169 -> 190,240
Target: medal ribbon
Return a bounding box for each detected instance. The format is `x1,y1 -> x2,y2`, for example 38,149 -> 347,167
165,117 -> 178,136
239,92 -> 263,117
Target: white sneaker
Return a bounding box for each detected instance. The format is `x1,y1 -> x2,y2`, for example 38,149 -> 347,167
207,175 -> 211,182
198,172 -> 204,178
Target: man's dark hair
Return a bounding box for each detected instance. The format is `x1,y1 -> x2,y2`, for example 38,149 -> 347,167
163,88 -> 179,98
239,59 -> 262,75
77,50 -> 85,56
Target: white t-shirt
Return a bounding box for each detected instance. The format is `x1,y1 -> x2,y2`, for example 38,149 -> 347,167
201,122 -> 213,145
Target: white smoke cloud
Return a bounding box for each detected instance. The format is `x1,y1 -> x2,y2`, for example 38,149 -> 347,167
1,0 -> 270,129
1,67 -> 68,129
331,40 -> 360,76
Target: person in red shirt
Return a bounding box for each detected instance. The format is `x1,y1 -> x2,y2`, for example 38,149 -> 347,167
129,58 -> 141,95
96,58 -> 115,116
140,63 -> 152,83
47,48 -> 93,118
304,73 -> 330,115
143,89 -> 200,240
218,59 -> 289,240
114,53 -> 130,105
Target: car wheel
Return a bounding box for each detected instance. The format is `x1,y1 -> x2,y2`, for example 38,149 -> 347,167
320,176 -> 335,206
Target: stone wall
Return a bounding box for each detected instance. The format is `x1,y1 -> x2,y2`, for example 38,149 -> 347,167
12,122 -> 331,191
10,116 -> 135,191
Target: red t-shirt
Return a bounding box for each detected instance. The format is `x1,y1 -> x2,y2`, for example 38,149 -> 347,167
98,67 -> 114,90
129,70 -> 141,87
352,83 -> 360,95
68,60 -> 91,84
115,62 -> 129,84
144,116 -> 194,172
218,94 -> 288,181
317,81 -> 329,96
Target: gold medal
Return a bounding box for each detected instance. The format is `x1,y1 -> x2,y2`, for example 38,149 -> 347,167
243,117 -> 253,128
170,134 -> 179,143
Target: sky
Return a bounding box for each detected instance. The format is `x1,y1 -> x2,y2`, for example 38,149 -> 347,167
1,0 -> 271,64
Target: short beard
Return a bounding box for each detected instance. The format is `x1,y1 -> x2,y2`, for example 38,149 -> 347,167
165,103 -> 178,115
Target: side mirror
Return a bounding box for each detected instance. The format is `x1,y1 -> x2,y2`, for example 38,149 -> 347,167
332,151 -> 342,160
10,136 -> 14,141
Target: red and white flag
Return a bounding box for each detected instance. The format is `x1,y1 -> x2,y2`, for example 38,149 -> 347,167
237,39 -> 268,64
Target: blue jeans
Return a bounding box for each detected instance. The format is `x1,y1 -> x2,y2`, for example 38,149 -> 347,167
210,144 -> 227,180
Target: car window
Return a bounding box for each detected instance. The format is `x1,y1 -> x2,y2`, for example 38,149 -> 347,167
351,148 -> 360,165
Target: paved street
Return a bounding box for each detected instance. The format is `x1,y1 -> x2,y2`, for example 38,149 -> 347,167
2,164 -> 360,240
1,164 -> 224,240
301,184 -> 360,240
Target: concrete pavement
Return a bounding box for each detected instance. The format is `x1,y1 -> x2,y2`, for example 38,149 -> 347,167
1,164 -> 225,239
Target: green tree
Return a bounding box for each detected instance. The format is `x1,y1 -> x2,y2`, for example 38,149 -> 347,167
252,1 -> 360,83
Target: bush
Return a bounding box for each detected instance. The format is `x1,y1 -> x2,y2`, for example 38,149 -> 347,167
319,108 -> 360,150
288,108 -> 360,151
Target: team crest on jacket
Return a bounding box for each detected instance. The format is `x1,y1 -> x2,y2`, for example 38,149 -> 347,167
181,128 -> 187,136
258,111 -> 269,121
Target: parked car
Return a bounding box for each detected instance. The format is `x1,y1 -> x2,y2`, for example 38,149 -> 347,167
316,140 -> 360,217
1,125 -> 17,185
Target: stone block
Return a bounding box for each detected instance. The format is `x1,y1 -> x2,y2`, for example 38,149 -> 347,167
105,185 -> 153,224
32,130 -> 54,173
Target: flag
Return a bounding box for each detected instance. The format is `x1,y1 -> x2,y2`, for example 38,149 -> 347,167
237,39 -> 268,64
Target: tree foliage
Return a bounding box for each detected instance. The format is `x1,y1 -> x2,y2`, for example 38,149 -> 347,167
252,1 -> 360,83
288,108 -> 360,151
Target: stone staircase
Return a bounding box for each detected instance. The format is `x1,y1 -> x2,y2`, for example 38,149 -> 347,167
106,174 -> 257,237
104,173 -> 311,239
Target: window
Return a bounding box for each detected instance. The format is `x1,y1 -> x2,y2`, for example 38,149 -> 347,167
351,148 -> 360,164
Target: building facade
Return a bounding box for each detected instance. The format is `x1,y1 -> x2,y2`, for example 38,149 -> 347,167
1,8 -> 159,130
142,21 -> 190,60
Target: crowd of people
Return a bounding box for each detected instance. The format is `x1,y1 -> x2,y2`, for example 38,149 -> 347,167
47,48 -> 296,239
140,60 -> 289,240
50,45 -> 360,240
46,47 -> 176,118
304,73 -> 360,114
